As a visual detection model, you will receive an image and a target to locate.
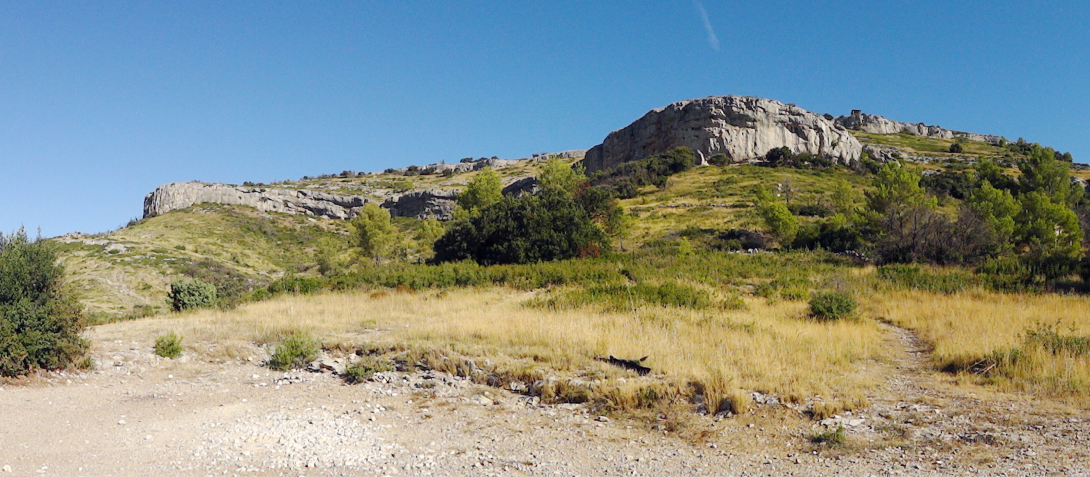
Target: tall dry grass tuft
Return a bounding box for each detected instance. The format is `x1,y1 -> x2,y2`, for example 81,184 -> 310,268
866,289 -> 1090,402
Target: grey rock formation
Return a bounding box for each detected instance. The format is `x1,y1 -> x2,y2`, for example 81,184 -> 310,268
835,110 -> 1004,145
381,189 -> 458,220
582,96 -> 863,173
143,182 -> 457,221
501,177 -> 538,196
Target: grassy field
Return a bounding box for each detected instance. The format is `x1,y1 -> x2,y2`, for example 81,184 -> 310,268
127,285 -> 884,418
56,131 -> 1090,419
867,289 -> 1090,401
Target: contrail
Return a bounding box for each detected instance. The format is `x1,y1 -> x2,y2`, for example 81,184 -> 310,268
694,1 -> 720,52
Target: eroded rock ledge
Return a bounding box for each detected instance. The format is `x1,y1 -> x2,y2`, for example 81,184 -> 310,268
143,182 -> 457,221
834,110 -> 1005,145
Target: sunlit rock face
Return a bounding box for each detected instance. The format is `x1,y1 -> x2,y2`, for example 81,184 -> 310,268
583,96 -> 863,173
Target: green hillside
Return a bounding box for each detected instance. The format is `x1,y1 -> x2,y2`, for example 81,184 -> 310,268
53,132 -> 1078,319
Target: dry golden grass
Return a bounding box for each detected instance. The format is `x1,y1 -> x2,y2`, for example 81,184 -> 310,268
865,289 -> 1090,402
97,287 -> 884,414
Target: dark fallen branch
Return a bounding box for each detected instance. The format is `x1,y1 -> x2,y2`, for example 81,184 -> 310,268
595,355 -> 651,376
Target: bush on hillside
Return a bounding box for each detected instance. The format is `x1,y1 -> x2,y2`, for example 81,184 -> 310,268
808,291 -> 857,321
154,332 -> 183,358
0,229 -> 87,376
268,333 -> 320,371
267,274 -> 322,295
588,147 -> 696,199
180,259 -> 258,308
169,277 -> 217,311
432,193 -> 610,266
763,147 -> 834,169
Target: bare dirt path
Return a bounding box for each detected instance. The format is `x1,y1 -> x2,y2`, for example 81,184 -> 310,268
2,321 -> 1089,476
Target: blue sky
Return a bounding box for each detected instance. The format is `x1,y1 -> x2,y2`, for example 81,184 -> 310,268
2,1 -> 1088,237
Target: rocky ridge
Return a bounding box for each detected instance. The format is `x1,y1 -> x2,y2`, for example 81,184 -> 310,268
141,150 -> 576,221
143,182 -> 459,221
582,96 -> 864,173
835,110 -> 1005,145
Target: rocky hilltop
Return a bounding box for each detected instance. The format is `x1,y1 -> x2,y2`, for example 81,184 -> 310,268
835,110 -> 1005,145
582,96 -> 863,173
143,182 -> 458,221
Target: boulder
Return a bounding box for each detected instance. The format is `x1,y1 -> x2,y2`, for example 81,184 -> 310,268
381,189 -> 458,220
582,96 -> 863,173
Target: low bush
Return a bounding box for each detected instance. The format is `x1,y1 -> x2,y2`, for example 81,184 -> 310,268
154,332 -> 183,358
267,275 -> 323,295
754,278 -> 810,301
533,281 -> 712,311
169,277 -> 217,311
808,291 -> 857,321
334,258 -> 625,292
268,333 -> 320,371
876,264 -> 975,294
342,356 -> 395,384
810,425 -> 846,445
1024,321 -> 1090,356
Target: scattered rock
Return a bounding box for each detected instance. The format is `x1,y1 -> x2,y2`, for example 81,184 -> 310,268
471,395 -> 494,406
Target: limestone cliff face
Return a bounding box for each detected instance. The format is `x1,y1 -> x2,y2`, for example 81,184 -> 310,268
582,96 -> 863,173
143,182 -> 456,220
835,111 -> 1005,145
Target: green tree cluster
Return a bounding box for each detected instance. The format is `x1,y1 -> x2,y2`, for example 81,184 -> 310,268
754,187 -> 798,246
433,192 -> 609,265
0,229 -> 87,376
350,203 -> 397,263
169,277 -> 217,311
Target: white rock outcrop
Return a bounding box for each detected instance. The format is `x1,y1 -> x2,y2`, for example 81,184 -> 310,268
835,110 -> 1004,145
582,96 -> 863,173
143,182 -> 457,220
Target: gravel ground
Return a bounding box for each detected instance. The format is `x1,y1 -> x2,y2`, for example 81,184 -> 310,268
2,324 -> 1089,476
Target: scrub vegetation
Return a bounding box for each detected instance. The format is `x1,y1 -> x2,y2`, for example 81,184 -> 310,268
41,132 -> 1090,422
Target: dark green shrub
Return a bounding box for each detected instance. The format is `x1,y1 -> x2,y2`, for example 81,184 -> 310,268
792,222 -> 864,253
877,264 -> 975,294
433,193 -> 609,266
267,275 -> 323,295
808,291 -> 857,321
154,332 -> 183,358
180,260 -> 258,308
533,281 -> 711,311
0,230 -> 87,376
247,288 -> 272,302
920,169 -> 972,199
169,277 -> 217,311
763,147 -> 835,169
342,356 -> 394,384
978,257 -> 1035,291
788,203 -> 831,217
588,147 -> 696,197
949,142 -> 964,153
268,333 -> 319,371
